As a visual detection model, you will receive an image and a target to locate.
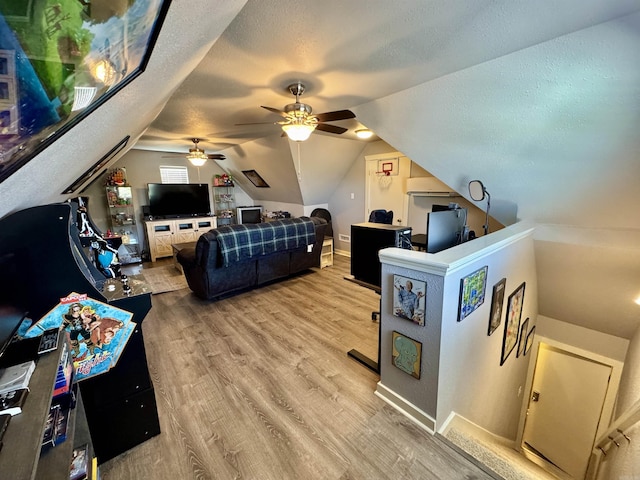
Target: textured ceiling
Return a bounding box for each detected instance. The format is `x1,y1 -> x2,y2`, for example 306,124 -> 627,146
1,0 -> 638,339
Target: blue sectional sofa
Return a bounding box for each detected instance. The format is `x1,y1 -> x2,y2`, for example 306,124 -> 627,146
177,216 -> 328,300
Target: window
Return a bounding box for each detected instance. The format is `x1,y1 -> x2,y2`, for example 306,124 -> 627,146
160,166 -> 188,184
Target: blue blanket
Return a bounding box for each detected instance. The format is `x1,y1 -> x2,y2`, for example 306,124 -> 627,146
216,218 -> 316,266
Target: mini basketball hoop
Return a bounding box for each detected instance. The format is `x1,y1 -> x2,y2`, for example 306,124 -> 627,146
376,162 -> 393,176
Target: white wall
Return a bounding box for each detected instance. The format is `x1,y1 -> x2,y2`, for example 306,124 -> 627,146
597,326 -> 640,479
536,315 -> 629,362
329,141 -> 396,253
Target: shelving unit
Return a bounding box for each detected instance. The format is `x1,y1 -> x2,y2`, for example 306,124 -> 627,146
0,332 -> 96,480
105,185 -> 141,264
321,237 -> 334,268
213,185 -> 235,226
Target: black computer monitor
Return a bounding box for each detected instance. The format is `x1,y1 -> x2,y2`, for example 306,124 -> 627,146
425,208 -> 467,253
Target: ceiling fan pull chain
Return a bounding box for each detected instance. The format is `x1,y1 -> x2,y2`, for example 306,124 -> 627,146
297,142 -> 302,182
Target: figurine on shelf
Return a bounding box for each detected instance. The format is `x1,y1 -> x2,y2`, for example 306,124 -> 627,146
106,167 -> 127,186
214,173 -> 234,186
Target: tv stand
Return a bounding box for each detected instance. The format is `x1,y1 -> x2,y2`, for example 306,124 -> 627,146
145,216 -> 216,261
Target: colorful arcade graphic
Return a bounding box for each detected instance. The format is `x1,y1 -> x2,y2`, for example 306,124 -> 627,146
21,293 -> 135,381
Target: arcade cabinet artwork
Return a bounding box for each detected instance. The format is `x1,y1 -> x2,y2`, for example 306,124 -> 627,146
20,293 -> 135,382
75,197 -> 121,278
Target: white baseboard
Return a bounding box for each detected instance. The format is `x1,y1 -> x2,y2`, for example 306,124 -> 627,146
375,382 -> 436,433
335,249 -> 350,257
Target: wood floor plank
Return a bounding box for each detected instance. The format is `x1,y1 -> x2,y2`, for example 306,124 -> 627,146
100,256 -> 494,480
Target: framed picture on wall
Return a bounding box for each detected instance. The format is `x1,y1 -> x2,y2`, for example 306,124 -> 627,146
392,331 -> 422,379
524,325 -> 536,356
488,278 -> 506,336
392,274 -> 426,326
517,317 -> 529,357
458,265 -> 488,322
500,282 -> 526,365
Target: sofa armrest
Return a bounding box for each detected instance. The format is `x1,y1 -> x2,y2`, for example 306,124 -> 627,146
177,246 -> 197,268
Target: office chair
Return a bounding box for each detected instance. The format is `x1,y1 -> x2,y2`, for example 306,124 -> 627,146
310,208 -> 333,238
368,209 -> 393,224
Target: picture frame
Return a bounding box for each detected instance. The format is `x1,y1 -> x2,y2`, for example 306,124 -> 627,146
392,331 -> 422,379
62,136 -> 130,194
0,1 -> 172,185
517,317 -> 529,357
458,265 -> 488,322
524,325 -> 536,356
500,282 -> 526,365
242,169 -> 270,187
488,278 -> 506,336
392,274 -> 426,326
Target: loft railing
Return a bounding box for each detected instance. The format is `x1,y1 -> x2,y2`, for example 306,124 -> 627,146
586,397 -> 640,479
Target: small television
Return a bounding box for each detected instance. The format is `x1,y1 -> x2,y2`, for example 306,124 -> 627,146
425,208 -> 468,253
236,206 -> 262,224
148,183 -> 211,218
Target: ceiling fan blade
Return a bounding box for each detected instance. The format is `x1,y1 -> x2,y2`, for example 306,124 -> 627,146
261,106 -> 290,118
314,109 -> 355,122
207,154 -> 226,160
235,121 -> 279,126
315,123 -> 348,135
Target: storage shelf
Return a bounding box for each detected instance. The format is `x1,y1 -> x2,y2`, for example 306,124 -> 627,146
0,332 -> 94,480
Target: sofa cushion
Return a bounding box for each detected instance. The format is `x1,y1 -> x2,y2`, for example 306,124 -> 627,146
216,217 -> 316,266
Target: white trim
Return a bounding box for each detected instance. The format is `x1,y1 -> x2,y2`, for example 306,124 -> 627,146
379,222 -> 535,276
375,382 -> 436,433
516,336 -> 623,468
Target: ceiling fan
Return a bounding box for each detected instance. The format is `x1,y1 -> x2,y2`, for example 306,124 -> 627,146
237,82 -> 355,141
162,138 -> 226,166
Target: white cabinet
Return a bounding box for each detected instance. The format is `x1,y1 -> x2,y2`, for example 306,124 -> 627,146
145,216 -> 216,261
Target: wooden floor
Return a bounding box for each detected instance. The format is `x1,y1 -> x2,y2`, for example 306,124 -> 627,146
101,255 -> 494,480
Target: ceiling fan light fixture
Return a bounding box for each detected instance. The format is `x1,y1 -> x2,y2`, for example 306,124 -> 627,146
355,129 -> 373,139
187,149 -> 208,166
282,123 -> 316,142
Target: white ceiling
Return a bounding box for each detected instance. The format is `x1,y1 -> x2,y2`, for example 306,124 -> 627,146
1,0 -> 639,339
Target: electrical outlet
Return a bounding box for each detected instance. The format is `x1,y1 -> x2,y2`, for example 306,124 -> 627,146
338,234 -> 350,242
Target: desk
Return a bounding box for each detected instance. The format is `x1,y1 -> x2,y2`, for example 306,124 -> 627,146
411,233 -> 427,251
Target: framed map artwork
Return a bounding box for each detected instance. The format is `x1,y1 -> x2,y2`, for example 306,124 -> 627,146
392,331 -> 422,379
458,266 -> 488,322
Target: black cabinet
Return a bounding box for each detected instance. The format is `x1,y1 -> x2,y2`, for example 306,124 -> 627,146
0,203 -> 161,465
351,223 -> 412,288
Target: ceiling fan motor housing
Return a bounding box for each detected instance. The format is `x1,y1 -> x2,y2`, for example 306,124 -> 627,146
285,102 -> 313,117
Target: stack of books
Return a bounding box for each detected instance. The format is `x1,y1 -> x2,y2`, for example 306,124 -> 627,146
42,342 -> 76,450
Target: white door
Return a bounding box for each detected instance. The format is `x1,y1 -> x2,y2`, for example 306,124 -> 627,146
365,155 -> 410,225
522,345 -> 611,479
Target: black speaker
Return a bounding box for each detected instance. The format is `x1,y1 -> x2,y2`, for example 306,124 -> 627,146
141,205 -> 152,220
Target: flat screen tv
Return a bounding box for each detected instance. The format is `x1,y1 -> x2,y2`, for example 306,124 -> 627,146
236,206 -> 262,224
425,208 -> 467,253
148,183 -> 211,218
